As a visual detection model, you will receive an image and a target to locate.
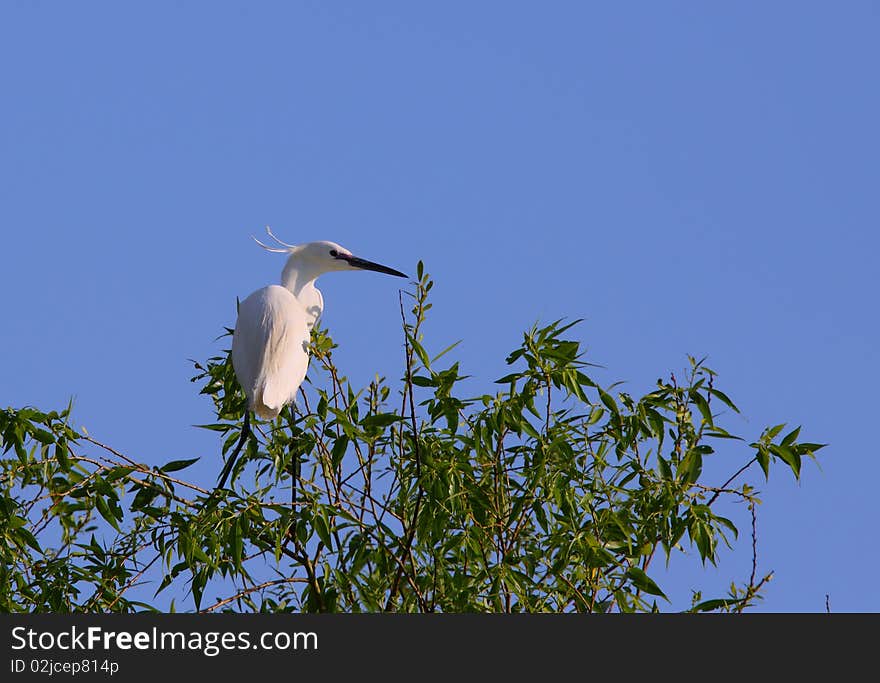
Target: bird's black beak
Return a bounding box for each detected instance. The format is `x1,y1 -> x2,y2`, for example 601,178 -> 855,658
337,254 -> 408,278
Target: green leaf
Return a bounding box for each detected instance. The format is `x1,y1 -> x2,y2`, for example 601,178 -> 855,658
709,388 -> 740,414
31,428 -> 56,445
14,441 -> 28,463
160,458 -> 200,473
587,406 -> 605,425
658,455 -> 672,481
576,371 -> 597,388
781,426 -> 801,447
16,526 -> 42,552
714,515 -> 739,539
770,444 -> 801,479
431,340 -> 462,363
231,520 -> 243,572
411,375 -> 437,387
626,567 -> 667,599
192,570 -> 205,611
680,448 -> 703,483
599,389 -> 618,415
704,427 -> 744,441
104,466 -> 135,483
756,447 -> 770,480
190,543 -> 210,564
131,486 -> 158,511
765,424 -> 786,441
7,515 -> 27,530
690,390 -> 713,426
95,495 -> 121,532
316,395 -> 328,420
409,337 -> 431,370
796,442 -> 827,455
55,438 -> 70,471
361,414 -> 401,429
691,598 -> 740,612
331,436 -> 349,469
194,423 -> 232,432
521,419 -> 540,440
314,510 -> 333,549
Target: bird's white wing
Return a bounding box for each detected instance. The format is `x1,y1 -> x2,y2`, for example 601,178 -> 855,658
232,285 -> 311,419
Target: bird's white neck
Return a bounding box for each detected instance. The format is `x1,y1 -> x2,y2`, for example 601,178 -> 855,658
281,257 -> 324,328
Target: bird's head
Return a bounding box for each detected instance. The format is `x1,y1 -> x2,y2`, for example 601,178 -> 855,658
253,228 -> 408,279
297,240 -> 408,277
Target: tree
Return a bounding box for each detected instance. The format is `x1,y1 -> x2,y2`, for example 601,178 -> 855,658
0,265 -> 824,612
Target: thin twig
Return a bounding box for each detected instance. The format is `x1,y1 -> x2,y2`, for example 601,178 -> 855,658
201,577 -> 308,613
385,291 -> 426,612
104,551 -> 163,612
74,454 -> 199,507
749,503 -> 758,589
82,435 -> 210,495
707,457 -> 757,507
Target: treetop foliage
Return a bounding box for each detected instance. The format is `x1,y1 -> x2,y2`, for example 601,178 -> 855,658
1,263 -> 824,612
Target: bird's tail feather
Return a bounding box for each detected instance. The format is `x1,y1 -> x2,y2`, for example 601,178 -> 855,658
259,380 -> 284,419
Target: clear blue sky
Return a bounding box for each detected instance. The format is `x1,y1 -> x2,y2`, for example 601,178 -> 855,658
2,2 -> 877,612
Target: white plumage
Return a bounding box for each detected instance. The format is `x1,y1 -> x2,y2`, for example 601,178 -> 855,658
216,228 -> 406,489
233,229 -> 406,418
232,285 -> 310,419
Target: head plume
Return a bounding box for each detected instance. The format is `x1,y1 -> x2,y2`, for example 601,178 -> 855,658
252,225 -> 296,253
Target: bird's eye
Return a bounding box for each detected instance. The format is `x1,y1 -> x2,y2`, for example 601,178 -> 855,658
329,249 -> 338,257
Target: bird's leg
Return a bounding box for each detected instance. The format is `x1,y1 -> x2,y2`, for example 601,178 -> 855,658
215,411 -> 251,492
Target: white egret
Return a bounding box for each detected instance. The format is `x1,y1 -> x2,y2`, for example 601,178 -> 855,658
216,227 -> 407,490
